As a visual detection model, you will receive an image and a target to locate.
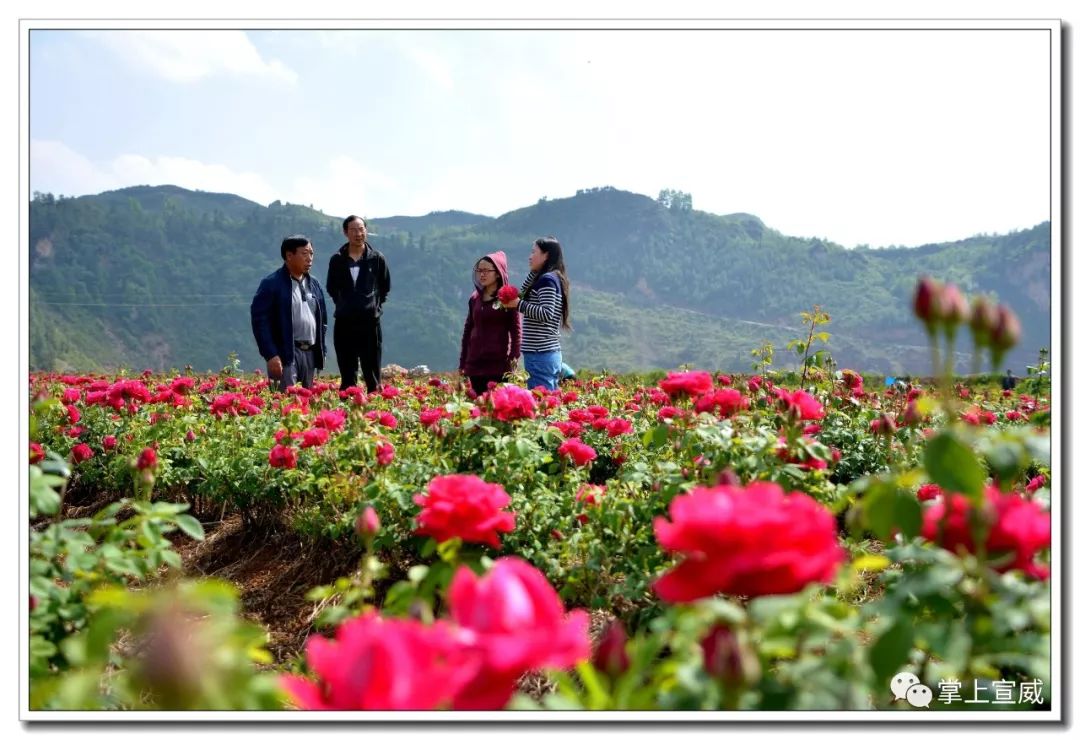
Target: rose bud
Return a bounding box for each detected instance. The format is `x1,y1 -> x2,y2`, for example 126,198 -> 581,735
701,624 -> 760,689
903,400 -> 923,426
969,295 -> 996,348
990,305 -> 1021,355
912,277 -> 939,328
134,607 -> 205,709
355,506 -> 380,540
593,619 -> 630,677
871,413 -> 898,436
715,468 -> 740,487
938,283 -> 970,330
135,446 -> 158,470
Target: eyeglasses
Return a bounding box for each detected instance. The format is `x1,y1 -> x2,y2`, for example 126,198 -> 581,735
474,268 -> 496,275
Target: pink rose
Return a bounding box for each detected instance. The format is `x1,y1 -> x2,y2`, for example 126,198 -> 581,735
558,438 -> 597,467
448,557 -> 590,709
281,613 -> 476,710
413,474 -> 516,549
652,481 -> 844,601
922,487 -> 1050,579
490,385 -> 536,422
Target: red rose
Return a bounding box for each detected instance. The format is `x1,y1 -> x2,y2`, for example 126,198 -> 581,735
448,557 -> 590,709
773,388 -> 825,421
135,447 -> 158,470
420,407 -> 449,428
1026,475 -> 1047,493
62,387 -> 81,404
376,442 -> 395,466
29,442 -> 45,464
269,444 -> 297,469
694,389 -> 748,417
841,369 -> 864,391
413,474 -> 516,549
313,409 -> 347,432
71,443 -> 94,464
490,385 -> 536,422
605,417 -> 633,438
300,427 -> 330,448
281,613 -> 477,710
659,371 -> 713,400
575,484 -> 605,507
558,438 -> 597,467
593,620 -> 630,677
652,481 -> 844,602
922,487 -> 1050,579
917,483 -> 943,501
378,412 -> 397,429
551,420 -> 583,438
497,285 -> 519,305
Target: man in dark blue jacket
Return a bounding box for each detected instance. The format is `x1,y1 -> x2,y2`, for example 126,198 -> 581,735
251,235 -> 328,390
326,215 -> 391,392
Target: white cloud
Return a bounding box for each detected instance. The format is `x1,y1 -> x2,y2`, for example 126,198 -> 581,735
29,140 -> 407,224
285,155 -> 404,219
30,140 -> 117,196
85,30 -> 297,85
30,139 -> 281,204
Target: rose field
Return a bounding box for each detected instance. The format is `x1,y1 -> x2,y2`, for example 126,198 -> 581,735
26,280 -> 1053,713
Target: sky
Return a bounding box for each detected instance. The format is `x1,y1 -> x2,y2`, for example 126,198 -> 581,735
28,23 -> 1052,249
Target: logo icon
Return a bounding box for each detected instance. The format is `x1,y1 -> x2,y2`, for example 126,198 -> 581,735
891,672 -> 932,708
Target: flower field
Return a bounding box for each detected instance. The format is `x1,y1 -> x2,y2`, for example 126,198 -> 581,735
26,281 -> 1053,713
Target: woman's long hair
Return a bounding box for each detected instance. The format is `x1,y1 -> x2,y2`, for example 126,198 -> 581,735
523,236 -> 571,330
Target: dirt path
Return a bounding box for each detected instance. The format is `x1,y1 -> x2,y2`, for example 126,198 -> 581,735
171,514 -> 363,665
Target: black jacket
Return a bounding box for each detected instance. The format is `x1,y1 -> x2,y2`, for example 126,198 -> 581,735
326,242 -> 391,320
250,266 -> 328,369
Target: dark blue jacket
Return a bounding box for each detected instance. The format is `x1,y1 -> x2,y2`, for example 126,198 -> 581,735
250,266 -> 328,369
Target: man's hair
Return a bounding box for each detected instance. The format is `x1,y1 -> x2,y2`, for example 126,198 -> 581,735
343,215 -> 366,232
280,234 -> 311,261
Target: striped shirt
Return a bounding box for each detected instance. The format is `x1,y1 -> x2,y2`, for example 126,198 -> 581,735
518,271 -> 563,352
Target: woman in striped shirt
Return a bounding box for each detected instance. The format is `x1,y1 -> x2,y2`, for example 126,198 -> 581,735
503,237 -> 572,391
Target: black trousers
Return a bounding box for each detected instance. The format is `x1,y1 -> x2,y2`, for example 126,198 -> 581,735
335,317 -> 382,392
469,374 -> 505,395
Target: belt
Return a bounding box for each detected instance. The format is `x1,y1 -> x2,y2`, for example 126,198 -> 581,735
294,340 -> 314,351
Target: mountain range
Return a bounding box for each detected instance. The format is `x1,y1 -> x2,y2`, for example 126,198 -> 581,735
28,185 -> 1050,376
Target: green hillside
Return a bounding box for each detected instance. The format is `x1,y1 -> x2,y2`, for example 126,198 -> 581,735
28,186 -> 1050,375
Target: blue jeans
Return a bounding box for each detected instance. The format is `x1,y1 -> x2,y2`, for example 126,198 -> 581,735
523,350 -> 562,391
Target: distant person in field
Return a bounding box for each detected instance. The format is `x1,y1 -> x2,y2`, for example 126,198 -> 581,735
1002,369 -> 1018,391
326,215 -> 391,392
250,235 -> 328,391
458,251 -> 521,395
501,236 -> 571,391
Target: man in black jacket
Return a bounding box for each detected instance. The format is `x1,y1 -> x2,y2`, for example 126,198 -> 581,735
250,235 -> 328,391
326,215 -> 391,392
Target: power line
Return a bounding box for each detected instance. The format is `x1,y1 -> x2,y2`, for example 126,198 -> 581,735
33,301 -> 250,307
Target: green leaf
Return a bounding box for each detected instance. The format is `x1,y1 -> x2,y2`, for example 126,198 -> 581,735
893,492 -> 923,540
862,483 -> 898,541
643,424 -> 669,449
175,514 -> 206,541
870,618 -> 914,683
923,431 -> 984,498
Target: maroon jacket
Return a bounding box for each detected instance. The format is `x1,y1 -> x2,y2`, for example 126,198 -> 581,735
459,251 -> 522,376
